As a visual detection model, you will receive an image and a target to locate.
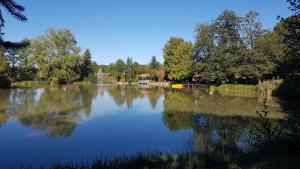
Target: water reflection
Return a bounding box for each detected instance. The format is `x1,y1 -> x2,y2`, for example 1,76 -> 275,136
0,85 -> 284,140
0,85 -> 98,137
107,85 -> 164,110
162,89 -> 284,152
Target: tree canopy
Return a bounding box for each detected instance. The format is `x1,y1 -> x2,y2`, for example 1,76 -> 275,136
163,37 -> 194,81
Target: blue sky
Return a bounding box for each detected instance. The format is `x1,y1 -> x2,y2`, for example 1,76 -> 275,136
3,0 -> 291,65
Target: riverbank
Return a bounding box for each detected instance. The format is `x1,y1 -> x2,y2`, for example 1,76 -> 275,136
23,145 -> 300,169
208,80 -> 283,97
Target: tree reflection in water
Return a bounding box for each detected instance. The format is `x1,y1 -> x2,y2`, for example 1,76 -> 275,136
0,85 -> 98,137
0,85 -> 283,143
107,85 -> 164,110
162,89 -> 284,152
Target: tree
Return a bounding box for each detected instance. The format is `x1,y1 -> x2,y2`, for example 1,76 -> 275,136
193,10 -> 284,84
0,0 -> 27,48
148,56 -> 161,80
279,0 -> 300,75
241,11 -> 265,49
25,28 -> 82,84
81,49 -> 93,79
91,61 -> 100,74
0,50 -> 10,87
114,59 -> 126,81
125,57 -> 133,82
229,11 -> 268,84
194,10 -> 243,84
194,24 -> 214,61
148,56 -> 160,70
163,37 -> 194,81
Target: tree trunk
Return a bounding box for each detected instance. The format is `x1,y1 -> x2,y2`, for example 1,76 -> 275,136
258,77 -> 262,85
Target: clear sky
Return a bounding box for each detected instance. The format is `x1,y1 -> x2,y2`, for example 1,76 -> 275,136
3,0 -> 292,65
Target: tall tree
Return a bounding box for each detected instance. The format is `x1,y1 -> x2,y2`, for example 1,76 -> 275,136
241,10 -> 265,49
148,56 -> 160,71
0,50 -> 10,87
81,49 -> 93,79
279,0 -> 300,75
194,24 -> 214,61
148,56 -> 160,79
163,37 -> 194,81
26,28 -> 82,84
125,57 -> 133,82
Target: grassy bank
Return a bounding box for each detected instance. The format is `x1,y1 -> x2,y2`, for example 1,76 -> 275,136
11,80 -> 98,88
21,148 -> 299,169
12,81 -> 49,88
214,84 -> 258,97
210,80 -> 283,97
72,81 -> 95,86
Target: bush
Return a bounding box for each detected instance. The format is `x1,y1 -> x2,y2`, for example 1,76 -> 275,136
84,74 -> 98,84
276,74 -> 300,100
0,74 -> 11,88
50,78 -> 60,87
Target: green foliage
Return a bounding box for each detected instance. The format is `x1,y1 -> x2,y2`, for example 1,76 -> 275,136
12,81 -> 49,88
194,10 -> 286,84
163,37 -> 194,81
81,49 -> 93,79
84,74 -> 98,84
0,52 -> 10,88
278,1 -> 300,77
100,58 -> 148,82
1,28 -> 97,85
251,102 -> 283,148
50,77 -> 60,87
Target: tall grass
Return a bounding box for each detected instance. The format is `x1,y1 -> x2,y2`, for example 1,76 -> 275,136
12,81 -> 49,88
214,84 -> 258,97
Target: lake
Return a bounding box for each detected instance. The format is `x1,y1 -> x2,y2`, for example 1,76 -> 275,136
0,85 -> 284,168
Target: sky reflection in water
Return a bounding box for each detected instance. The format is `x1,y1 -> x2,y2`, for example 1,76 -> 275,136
0,85 -> 284,167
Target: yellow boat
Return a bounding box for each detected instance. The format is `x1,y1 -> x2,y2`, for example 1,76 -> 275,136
171,84 -> 184,89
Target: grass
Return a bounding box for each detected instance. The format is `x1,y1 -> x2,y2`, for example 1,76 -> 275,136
211,80 -> 283,97
18,149 -> 300,169
12,81 -> 49,88
72,81 -> 95,85
214,84 -> 258,97
11,80 -> 97,88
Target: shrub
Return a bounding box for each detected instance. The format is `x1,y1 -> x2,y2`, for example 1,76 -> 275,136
50,78 -> 60,87
0,74 -> 11,88
84,74 -> 98,84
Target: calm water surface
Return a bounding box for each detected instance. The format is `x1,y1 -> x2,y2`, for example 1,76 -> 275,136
0,85 -> 284,168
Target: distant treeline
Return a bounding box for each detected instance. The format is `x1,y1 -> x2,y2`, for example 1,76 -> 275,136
100,56 -> 162,82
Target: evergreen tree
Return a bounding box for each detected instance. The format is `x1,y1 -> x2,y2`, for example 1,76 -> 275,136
81,49 -> 93,79
148,56 -> 161,80
125,57 -> 133,82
